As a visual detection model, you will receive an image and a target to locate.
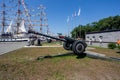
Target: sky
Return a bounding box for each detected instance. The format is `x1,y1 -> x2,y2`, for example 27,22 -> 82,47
1,0 -> 120,35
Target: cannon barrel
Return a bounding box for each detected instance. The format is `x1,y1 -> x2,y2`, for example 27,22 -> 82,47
28,30 -> 75,43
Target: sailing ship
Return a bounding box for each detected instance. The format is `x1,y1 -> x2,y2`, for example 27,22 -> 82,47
13,20 -> 28,39
0,0 -> 49,42
0,0 -> 30,42
0,20 -> 29,42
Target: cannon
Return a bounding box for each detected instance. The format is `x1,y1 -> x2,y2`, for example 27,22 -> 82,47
28,30 -> 87,55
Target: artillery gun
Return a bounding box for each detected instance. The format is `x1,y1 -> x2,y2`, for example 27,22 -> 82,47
28,30 -> 87,55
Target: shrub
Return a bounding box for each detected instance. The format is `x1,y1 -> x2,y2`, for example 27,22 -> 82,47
117,45 -> 120,49
108,43 -> 116,49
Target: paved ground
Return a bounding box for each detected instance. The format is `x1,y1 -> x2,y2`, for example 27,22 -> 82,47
0,43 -> 95,55
0,42 -> 27,55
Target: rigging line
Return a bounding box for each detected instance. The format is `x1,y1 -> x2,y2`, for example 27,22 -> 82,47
21,0 -> 32,29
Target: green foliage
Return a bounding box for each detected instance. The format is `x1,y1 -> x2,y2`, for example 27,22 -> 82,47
108,43 -> 117,49
71,15 -> 120,39
117,45 -> 120,49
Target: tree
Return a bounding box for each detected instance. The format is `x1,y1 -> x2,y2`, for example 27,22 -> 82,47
71,15 -> 120,39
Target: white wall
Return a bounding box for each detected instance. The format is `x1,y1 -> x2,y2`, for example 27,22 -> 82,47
85,31 -> 120,48
86,31 -> 120,42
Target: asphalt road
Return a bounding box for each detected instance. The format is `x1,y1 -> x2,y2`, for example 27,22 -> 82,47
0,42 -> 27,55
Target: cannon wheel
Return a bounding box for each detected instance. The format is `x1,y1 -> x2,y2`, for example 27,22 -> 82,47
47,39 -> 52,43
63,42 -> 72,50
72,41 -> 85,55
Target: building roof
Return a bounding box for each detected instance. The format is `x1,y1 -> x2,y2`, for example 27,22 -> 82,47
86,29 -> 120,34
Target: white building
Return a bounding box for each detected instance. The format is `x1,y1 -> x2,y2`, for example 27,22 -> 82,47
85,30 -> 120,48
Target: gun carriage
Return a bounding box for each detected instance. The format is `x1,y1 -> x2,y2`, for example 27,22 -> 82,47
28,30 -> 87,55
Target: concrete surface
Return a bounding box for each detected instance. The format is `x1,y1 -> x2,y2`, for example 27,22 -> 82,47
0,42 -> 27,55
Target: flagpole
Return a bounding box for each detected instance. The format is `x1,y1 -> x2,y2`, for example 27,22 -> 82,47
68,22 -> 70,37
67,16 -> 70,37
67,21 -> 69,37
77,8 -> 81,38
74,11 -> 77,38
71,14 -> 74,38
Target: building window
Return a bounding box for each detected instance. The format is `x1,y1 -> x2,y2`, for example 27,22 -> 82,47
87,36 -> 89,38
99,36 -> 103,39
92,36 -> 95,38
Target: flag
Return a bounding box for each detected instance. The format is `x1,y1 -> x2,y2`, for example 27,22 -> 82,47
71,14 -> 73,20
78,8 -> 81,16
74,11 -> 76,17
67,16 -> 69,23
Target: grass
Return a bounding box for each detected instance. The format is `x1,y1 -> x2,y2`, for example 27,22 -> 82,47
0,47 -> 120,80
42,41 -> 62,46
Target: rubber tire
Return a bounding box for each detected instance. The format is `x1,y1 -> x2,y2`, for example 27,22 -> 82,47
63,42 -> 72,50
72,41 -> 85,55
84,42 -> 87,48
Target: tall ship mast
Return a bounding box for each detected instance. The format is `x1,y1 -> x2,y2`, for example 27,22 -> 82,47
0,0 -> 50,41
0,0 -> 32,38
0,0 -> 9,35
38,5 -> 49,34
14,0 -> 32,34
